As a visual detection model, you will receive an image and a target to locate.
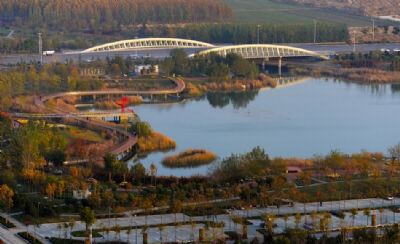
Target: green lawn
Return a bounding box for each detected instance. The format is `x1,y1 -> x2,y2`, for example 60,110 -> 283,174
225,0 -> 388,26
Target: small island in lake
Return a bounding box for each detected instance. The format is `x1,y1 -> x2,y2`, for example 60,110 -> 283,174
162,149 -> 217,168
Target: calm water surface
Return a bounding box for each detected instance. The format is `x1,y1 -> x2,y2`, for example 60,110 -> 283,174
129,78 -> 400,176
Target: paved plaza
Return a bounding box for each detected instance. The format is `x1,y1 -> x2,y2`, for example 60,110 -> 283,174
27,197 -> 399,243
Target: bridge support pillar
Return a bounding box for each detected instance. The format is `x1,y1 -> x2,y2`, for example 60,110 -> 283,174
278,57 -> 282,77
261,58 -> 269,71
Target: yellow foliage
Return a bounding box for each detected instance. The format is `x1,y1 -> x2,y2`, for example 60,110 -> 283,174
162,149 -> 216,168
138,132 -> 176,153
21,167 -> 46,185
45,183 -> 57,199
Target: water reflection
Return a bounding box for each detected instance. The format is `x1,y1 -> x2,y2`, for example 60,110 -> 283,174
206,90 -> 259,109
206,76 -> 311,109
391,84 -> 400,94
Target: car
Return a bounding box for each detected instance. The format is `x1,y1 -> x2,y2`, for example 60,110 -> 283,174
303,223 -> 314,230
386,196 -> 394,200
129,54 -> 139,59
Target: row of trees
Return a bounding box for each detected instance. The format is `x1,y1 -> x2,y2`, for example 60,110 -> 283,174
0,63 -> 107,110
0,22 -> 349,53
148,23 -> 349,44
337,51 -> 400,71
0,119 -> 67,171
162,49 -> 259,81
0,0 -> 232,32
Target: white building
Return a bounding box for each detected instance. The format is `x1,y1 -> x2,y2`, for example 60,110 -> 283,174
134,65 -> 159,75
72,189 -> 92,200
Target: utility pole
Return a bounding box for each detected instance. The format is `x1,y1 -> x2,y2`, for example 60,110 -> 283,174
372,18 -> 375,42
38,32 -> 43,64
313,19 -> 317,43
257,25 -> 261,44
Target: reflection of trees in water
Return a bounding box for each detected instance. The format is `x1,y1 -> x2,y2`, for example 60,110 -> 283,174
206,90 -> 259,109
391,84 -> 400,94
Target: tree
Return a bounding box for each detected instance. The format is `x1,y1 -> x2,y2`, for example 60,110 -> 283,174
171,200 -> 183,241
388,143 -> 400,163
206,62 -> 229,83
45,183 -> 57,199
68,219 -> 76,241
0,184 -> 14,213
294,213 -> 301,228
351,208 -> 358,227
131,163 -> 146,184
130,121 -> 153,137
44,149 -> 66,167
80,207 -> 96,244
150,163 -> 157,186
103,153 -> 127,182
364,208 -> 371,226
170,49 -> 190,75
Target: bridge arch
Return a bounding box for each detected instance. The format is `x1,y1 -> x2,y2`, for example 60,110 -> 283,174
193,44 -> 329,60
83,38 -> 215,53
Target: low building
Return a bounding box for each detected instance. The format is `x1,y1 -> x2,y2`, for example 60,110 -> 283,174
134,65 -> 159,75
72,189 -> 92,200
79,68 -> 105,77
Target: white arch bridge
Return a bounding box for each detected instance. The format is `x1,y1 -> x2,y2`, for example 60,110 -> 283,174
193,44 -> 329,60
82,38 -> 215,53
82,39 -> 329,64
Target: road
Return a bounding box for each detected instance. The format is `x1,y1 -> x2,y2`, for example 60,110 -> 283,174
1,43 -> 400,65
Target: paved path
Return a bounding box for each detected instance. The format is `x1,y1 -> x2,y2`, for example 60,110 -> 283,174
0,213 -> 51,244
30,197 -> 400,243
10,77 -> 185,158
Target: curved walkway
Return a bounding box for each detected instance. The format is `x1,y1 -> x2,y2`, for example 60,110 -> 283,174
15,78 -> 185,159
40,77 -> 185,101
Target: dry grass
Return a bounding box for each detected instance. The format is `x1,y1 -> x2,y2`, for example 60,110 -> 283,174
314,68 -> 400,84
138,131 -> 176,153
162,149 -> 217,168
11,96 -> 41,113
95,96 -> 142,109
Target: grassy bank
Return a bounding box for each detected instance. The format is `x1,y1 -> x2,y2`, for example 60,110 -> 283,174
162,149 -> 217,168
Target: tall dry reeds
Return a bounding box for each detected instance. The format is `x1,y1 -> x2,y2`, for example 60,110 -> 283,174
162,149 -> 217,168
138,132 -> 176,153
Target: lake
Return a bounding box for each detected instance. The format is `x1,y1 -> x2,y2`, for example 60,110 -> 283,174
129,77 -> 400,176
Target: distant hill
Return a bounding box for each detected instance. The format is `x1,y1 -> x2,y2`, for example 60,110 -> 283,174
276,0 -> 400,16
